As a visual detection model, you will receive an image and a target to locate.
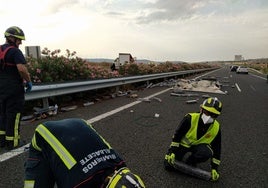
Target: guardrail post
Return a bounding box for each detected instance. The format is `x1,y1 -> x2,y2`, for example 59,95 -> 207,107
115,86 -> 120,93
42,98 -> 49,108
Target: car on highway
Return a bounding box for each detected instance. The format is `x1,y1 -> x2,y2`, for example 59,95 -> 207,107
236,66 -> 248,74
230,65 -> 238,72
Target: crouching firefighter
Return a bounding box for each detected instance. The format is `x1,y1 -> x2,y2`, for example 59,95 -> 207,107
164,97 -> 223,181
24,118 -> 145,188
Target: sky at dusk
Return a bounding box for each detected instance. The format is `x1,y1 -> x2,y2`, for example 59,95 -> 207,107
1,0 -> 268,62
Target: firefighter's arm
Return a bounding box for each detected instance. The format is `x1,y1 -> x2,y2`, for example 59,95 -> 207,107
172,114 -> 192,143
17,64 -> 31,82
17,64 -> 32,92
165,114 -> 191,164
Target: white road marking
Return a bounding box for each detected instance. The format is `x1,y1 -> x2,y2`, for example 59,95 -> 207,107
0,143 -> 30,162
235,83 -> 241,92
0,88 -> 171,162
250,74 -> 266,80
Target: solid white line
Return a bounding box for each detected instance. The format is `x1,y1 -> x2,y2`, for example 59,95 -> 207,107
235,83 -> 241,92
0,143 -> 30,162
250,74 -> 266,80
0,88 -> 171,162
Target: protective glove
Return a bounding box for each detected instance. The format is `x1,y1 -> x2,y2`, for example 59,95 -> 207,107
211,169 -> 219,181
25,81 -> 32,92
165,153 -> 176,165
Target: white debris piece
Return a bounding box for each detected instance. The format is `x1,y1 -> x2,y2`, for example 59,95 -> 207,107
186,99 -> 198,104
176,79 -> 225,94
83,102 -> 94,107
154,113 -> 160,118
152,97 -> 162,102
137,98 -> 151,102
170,93 -> 199,97
202,94 -> 210,98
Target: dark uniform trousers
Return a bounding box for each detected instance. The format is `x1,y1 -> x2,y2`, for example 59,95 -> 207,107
171,144 -> 213,165
0,91 -> 24,149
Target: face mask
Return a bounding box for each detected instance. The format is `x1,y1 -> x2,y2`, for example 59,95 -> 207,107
201,113 -> 214,124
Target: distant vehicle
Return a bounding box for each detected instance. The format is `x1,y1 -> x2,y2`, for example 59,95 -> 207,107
230,65 -> 238,72
236,66 -> 248,74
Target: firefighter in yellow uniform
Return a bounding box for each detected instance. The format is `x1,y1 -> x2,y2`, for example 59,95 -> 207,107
164,97 -> 222,181
24,118 -> 145,188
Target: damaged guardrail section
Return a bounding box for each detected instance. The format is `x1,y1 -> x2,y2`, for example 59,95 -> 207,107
25,68 -> 216,102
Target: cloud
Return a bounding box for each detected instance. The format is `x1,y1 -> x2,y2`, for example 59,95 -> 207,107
1,0 -> 267,61
136,0 -> 210,24
42,0 -> 80,14
94,0 -> 268,25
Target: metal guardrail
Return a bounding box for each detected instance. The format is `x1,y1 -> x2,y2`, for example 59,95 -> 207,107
25,68 -> 214,106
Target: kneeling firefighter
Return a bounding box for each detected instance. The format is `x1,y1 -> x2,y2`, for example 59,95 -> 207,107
164,97 -> 223,181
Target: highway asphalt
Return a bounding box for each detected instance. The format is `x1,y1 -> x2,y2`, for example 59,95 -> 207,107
0,66 -> 267,188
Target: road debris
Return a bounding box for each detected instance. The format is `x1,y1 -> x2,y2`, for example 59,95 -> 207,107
186,99 -> 199,104
146,83 -> 153,88
170,93 -> 199,97
152,97 -> 162,102
61,105 -> 78,112
117,91 -> 128,97
137,98 -> 151,102
202,94 -> 210,98
129,93 -> 138,98
176,79 -> 226,94
83,101 -> 94,107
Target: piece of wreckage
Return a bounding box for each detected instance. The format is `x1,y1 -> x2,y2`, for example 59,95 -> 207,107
174,78 -> 226,94
171,78 -> 227,104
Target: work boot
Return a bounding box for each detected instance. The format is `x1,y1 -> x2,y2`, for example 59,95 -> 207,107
7,139 -> 28,151
6,140 -> 25,151
164,159 -> 175,171
6,141 -> 14,151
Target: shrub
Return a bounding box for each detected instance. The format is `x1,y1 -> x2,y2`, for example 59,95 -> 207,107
26,48 -> 220,83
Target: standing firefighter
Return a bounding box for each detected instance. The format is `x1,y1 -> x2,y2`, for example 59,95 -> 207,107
164,97 -> 223,181
0,26 -> 32,150
24,118 -> 145,188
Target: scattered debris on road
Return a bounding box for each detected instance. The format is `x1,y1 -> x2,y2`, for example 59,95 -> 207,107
152,97 -> 162,102
137,98 -> 151,102
176,78 -> 225,94
186,99 -> 199,104
170,93 -> 199,97
22,76 -> 231,122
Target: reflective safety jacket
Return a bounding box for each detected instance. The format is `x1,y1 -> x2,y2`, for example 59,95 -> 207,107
180,113 -> 220,148
24,118 -> 125,188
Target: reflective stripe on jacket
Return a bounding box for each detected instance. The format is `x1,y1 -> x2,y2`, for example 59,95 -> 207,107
180,113 -> 220,148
